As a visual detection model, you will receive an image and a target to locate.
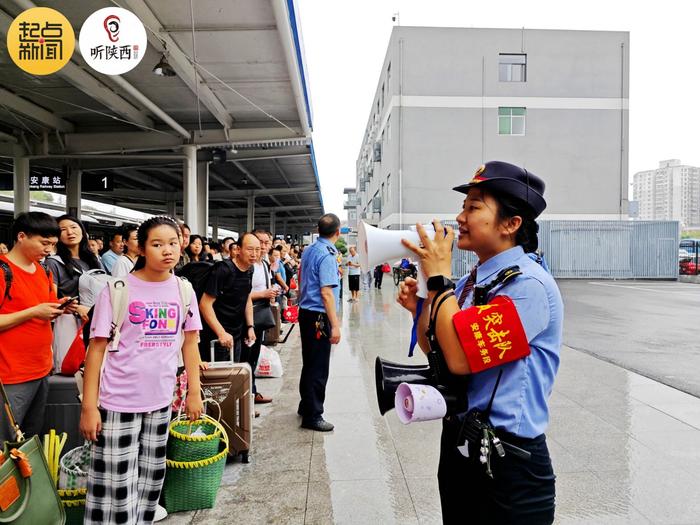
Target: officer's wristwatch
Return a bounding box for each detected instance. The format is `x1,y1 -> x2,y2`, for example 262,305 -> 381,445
426,275 -> 455,293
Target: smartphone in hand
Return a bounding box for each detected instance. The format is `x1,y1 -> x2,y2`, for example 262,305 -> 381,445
58,296 -> 79,309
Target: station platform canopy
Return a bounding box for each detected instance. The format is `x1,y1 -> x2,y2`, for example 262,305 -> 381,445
0,0 -> 323,237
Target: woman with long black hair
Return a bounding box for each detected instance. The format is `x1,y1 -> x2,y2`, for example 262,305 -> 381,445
186,234 -> 212,262
45,215 -> 103,321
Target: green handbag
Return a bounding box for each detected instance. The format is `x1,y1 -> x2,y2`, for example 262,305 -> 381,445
0,381 -> 65,524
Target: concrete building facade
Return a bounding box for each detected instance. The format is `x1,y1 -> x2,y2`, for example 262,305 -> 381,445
347,26 -> 630,230
633,160 -> 700,228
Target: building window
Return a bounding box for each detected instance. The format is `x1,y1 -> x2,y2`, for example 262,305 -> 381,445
386,173 -> 391,203
499,54 -> 527,82
498,107 -> 526,135
387,115 -> 391,140
387,62 -> 391,90
372,191 -> 381,213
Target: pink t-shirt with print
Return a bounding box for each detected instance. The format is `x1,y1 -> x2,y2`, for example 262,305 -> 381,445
90,273 -> 202,413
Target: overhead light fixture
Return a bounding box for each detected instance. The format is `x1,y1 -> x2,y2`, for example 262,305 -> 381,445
152,54 -> 176,77
211,148 -> 227,164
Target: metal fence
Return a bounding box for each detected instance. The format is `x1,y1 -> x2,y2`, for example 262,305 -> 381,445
450,220 -> 680,280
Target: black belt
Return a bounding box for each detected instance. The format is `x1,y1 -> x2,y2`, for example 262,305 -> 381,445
455,411 -> 534,462
494,435 -> 534,461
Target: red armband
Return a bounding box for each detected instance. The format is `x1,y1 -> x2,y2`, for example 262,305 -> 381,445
452,295 -> 530,373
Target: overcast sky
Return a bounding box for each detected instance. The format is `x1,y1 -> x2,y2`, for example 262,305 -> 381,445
296,0 -> 699,219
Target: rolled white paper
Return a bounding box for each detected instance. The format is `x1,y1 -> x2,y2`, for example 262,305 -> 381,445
394,382 -> 447,424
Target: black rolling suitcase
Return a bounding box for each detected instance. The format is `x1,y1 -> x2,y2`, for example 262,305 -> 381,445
40,374 -> 82,453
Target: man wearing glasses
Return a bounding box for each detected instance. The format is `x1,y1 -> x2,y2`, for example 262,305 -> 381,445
198,233 -> 259,363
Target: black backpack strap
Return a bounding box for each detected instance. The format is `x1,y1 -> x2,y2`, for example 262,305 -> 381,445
0,260 -> 12,307
219,258 -> 240,295
40,262 -> 50,279
0,260 -> 52,308
261,259 -> 271,288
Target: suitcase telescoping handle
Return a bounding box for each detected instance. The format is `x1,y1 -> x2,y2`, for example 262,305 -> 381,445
210,339 -> 235,368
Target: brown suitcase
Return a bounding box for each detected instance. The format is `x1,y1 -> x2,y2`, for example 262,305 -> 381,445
264,303 -> 281,345
201,342 -> 253,463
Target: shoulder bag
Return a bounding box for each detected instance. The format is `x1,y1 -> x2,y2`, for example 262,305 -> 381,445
252,261 -> 276,331
0,380 -> 65,524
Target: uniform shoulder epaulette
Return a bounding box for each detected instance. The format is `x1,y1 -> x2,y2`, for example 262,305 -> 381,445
325,245 -> 336,255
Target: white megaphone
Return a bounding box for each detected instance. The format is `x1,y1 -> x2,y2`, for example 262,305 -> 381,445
358,221 -> 437,298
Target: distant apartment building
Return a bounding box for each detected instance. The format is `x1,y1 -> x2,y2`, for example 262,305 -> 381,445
345,26 -> 630,230
633,160 -> 700,228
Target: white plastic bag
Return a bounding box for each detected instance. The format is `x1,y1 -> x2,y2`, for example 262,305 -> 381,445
255,345 -> 283,378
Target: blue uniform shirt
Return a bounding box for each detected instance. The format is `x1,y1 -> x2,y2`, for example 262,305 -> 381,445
454,246 -> 563,438
101,250 -> 120,274
299,238 -> 339,313
275,260 -> 286,283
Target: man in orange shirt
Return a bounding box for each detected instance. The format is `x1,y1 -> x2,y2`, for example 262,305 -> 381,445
0,212 -> 64,443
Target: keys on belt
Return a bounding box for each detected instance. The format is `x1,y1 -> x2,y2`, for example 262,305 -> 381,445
478,427 -> 506,479
459,409 -> 510,479
315,315 -> 326,339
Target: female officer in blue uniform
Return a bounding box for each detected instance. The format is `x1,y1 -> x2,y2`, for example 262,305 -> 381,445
398,161 -> 563,524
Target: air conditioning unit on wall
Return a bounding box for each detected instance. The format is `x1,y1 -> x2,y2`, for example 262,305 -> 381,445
373,142 -> 382,162
372,195 -> 382,213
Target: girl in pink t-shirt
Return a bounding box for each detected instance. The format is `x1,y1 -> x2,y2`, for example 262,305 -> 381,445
80,217 -> 203,524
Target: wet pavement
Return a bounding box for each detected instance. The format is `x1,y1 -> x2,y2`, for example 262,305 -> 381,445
164,282 -> 700,524
560,280 -> 700,397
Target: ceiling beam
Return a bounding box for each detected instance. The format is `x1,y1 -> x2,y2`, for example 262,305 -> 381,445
210,204 -> 322,217
268,158 -> 316,221
0,87 -> 74,133
122,0 -> 234,129
0,130 -> 18,143
83,185 -> 319,200
61,129 -> 304,154
81,162 -> 181,172
0,142 -> 25,158
141,168 -> 182,188
112,169 -> 178,190
55,66 -> 153,131
160,24 -> 277,32
64,132 -> 182,154
209,173 -> 236,192
232,160 -> 298,219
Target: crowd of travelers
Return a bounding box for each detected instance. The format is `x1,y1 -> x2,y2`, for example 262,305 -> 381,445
0,211 -> 304,523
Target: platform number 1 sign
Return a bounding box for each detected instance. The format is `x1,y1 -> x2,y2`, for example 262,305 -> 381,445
83,174 -> 113,191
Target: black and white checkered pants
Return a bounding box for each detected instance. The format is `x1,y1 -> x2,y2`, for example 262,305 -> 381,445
85,406 -> 170,525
